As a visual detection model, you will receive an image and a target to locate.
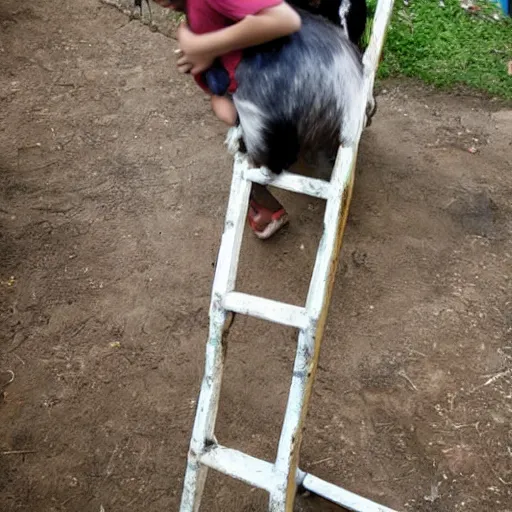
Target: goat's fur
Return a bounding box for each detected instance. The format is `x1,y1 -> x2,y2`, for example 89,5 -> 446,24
229,9 -> 366,174
288,0 -> 368,47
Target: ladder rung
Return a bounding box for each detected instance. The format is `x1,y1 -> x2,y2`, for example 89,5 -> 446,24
199,444 -> 274,492
243,167 -> 331,200
223,292 -> 309,330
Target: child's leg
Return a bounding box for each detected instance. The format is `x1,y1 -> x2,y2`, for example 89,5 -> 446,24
248,184 -> 289,240
211,95 -> 238,126
210,95 -> 288,239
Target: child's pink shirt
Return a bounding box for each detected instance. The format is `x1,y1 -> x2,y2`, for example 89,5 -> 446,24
187,0 -> 282,94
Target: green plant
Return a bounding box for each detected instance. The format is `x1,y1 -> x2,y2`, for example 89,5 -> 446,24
367,0 -> 512,99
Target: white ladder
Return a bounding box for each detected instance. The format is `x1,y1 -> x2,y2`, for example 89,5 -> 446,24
179,0 -> 397,510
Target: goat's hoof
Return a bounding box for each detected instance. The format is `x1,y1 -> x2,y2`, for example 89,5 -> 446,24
367,97 -> 378,118
364,97 -> 378,128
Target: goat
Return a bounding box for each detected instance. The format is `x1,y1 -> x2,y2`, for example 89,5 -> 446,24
286,0 -> 377,122
288,0 -> 368,48
227,7 -> 368,174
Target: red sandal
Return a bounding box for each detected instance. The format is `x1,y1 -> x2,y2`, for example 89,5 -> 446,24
248,198 -> 289,240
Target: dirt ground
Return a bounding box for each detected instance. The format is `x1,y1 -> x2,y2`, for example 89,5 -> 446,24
1,1 -> 512,511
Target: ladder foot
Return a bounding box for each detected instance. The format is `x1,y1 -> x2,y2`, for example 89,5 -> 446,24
180,458 -> 209,512
300,471 -> 398,512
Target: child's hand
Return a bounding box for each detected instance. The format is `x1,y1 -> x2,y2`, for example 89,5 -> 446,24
176,23 -> 216,75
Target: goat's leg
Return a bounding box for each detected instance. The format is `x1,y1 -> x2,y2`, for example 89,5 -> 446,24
364,95 -> 378,127
225,125 -> 244,156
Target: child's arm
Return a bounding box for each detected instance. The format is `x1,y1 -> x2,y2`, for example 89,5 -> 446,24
177,3 -> 301,75
198,4 -> 301,55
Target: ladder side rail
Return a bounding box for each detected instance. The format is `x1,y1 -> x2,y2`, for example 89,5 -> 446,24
271,0 -> 396,506
180,156 -> 252,512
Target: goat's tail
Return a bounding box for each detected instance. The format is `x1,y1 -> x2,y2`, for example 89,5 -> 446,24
260,120 -> 300,174
234,98 -> 300,174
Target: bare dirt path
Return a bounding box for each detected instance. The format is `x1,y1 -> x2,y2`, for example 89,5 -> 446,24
1,1 -> 511,511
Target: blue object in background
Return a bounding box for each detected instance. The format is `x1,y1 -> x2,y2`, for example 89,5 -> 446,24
495,0 -> 510,15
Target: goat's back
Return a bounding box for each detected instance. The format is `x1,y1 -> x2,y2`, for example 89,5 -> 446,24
233,10 -> 365,173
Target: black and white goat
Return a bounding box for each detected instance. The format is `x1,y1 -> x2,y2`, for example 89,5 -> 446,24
227,0 -> 373,174
289,0 -> 368,48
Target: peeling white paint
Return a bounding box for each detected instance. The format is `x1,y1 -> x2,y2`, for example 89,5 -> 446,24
179,0 -> 396,510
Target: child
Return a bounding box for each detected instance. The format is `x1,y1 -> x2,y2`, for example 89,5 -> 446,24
153,0 -> 301,238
